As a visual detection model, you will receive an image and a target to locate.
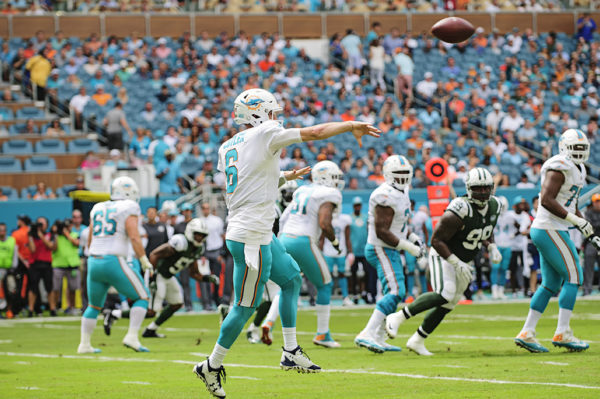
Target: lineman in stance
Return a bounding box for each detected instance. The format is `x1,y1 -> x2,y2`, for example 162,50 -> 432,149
78,176 -> 152,354
280,161 -> 344,348
193,88 -> 379,398
355,155 -> 425,353
386,167 -> 503,355
515,129 -> 600,353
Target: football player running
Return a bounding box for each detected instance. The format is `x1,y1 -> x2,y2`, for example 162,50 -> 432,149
386,167 -> 502,355
355,155 -> 425,353
78,176 -> 152,354
280,160 -> 345,348
515,129 -> 599,353
193,88 -> 379,399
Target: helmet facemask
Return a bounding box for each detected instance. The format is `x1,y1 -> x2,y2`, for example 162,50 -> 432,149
389,170 -> 411,191
467,184 -> 493,207
566,143 -> 589,164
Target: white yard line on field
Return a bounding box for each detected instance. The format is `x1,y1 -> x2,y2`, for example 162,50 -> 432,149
16,387 -> 41,390
0,339 -> 13,343
1,352 -> 598,391
540,361 -> 570,366
229,376 -> 260,380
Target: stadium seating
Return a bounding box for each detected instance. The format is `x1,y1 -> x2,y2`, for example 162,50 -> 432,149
0,157 -> 22,172
2,139 -> 33,155
0,185 -> 18,199
35,139 -> 67,154
24,156 -> 57,172
67,138 -> 99,154
15,107 -> 46,120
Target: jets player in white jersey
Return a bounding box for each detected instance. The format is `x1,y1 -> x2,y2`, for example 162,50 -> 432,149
490,196 -> 512,299
280,161 -> 345,348
193,88 -> 379,398
355,155 -> 426,353
516,129 -> 600,353
78,176 -> 152,354
322,212 -> 354,306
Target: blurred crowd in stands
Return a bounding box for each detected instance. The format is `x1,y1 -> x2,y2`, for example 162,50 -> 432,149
1,13 -> 600,195
0,0 -> 583,14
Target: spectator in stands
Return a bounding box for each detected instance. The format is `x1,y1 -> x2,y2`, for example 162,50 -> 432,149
366,21 -> 382,43
418,103 -> 441,130
516,119 -> 537,149
383,27 -> 402,55
103,101 -> 132,150
45,119 -> 66,137
80,151 -> 101,170
22,119 -> 37,134
368,164 -> 385,185
140,101 -> 157,123
91,85 -> 112,107
32,182 -> 56,200
516,173 -> 535,189
341,29 -> 362,70
441,56 -> 460,78
415,72 -> 436,100
26,216 -> 55,316
130,128 -> 151,164
500,105 -> 524,134
25,48 -> 51,101
156,149 -> 183,194
50,218 -> 81,315
105,149 -> 129,168
578,13 -> 596,42
143,207 -> 169,256
501,142 -> 525,167
394,46 -> 414,102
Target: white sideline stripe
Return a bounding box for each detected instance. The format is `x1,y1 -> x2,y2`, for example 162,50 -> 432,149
189,352 -> 210,357
230,376 -> 260,380
541,361 -> 570,366
436,365 -> 468,369
122,381 -> 151,385
16,386 -> 41,390
1,352 -> 598,390
0,339 -> 13,343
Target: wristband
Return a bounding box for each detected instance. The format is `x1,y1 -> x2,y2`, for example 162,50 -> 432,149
446,254 -> 460,266
408,232 -> 420,244
331,238 -> 340,247
565,213 -> 581,225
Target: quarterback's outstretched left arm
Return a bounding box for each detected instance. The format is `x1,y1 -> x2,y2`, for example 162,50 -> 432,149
300,121 -> 380,148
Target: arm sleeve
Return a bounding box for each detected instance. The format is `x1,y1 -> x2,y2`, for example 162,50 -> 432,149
445,198 -> 469,220
168,234 -> 188,252
265,121 -> 302,153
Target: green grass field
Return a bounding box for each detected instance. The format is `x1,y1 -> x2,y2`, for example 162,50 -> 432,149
1,299 -> 599,398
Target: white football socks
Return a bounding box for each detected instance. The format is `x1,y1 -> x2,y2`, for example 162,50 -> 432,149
80,317 -> 96,346
315,304 -> 330,334
282,327 -> 298,351
147,321 -> 158,331
522,309 -> 542,332
208,343 -> 228,368
263,294 -> 280,327
127,306 -> 146,337
555,308 -> 572,335
363,308 -> 386,335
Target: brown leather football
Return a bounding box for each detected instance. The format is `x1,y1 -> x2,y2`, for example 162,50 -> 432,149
431,17 -> 475,44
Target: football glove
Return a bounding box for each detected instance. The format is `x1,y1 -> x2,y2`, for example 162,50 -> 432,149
397,239 -> 422,257
139,255 -> 153,272
590,235 -> 600,251
447,254 -> 474,286
203,274 -> 220,285
565,213 -> 594,238
417,255 -> 428,271
149,274 -> 157,296
331,238 -> 342,254
487,243 -> 503,264
408,232 -> 423,248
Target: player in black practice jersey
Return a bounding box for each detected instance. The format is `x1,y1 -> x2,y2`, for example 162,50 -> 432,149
385,168 -> 504,355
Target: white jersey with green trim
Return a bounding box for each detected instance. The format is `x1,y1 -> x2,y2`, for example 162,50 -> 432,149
367,182 -> 411,249
281,184 -> 342,242
532,154 -> 586,231
217,120 -> 301,245
89,199 -> 141,258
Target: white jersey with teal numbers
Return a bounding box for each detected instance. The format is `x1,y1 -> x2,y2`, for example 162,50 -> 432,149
323,213 -> 352,257
532,154 -> 587,231
217,120 -> 302,245
367,182 -> 411,249
89,199 -> 141,258
281,184 -> 342,242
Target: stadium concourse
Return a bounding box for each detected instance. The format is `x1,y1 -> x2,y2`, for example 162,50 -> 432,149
0,20 -> 599,313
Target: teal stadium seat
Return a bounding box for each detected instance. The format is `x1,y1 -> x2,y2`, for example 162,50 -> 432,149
2,139 -> 33,154
35,139 -> 67,154
0,157 -> 22,172
68,138 -> 99,154
24,156 -> 57,172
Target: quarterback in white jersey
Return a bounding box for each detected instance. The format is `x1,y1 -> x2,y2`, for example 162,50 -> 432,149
194,88 -> 380,399
280,160 -> 345,348
322,213 -> 354,306
516,129 -> 600,353
356,155 -> 425,354
78,176 -> 152,354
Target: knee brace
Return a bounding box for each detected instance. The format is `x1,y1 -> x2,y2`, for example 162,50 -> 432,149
316,282 -> 332,305
376,294 -> 402,315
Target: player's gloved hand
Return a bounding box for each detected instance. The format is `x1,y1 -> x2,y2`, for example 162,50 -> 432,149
204,274 -> 220,285
590,235 -> 600,251
331,238 -> 342,255
149,274 -> 157,295
408,232 -> 423,248
565,213 -> 594,238
447,254 -> 474,286
487,243 -> 503,264
140,255 -> 153,272
417,255 -> 428,271
397,239 -> 421,257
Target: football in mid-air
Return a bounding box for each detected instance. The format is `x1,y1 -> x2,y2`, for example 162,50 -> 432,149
431,17 -> 475,43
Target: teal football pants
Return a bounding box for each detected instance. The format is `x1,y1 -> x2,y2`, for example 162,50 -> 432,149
325,255 -> 348,298
280,233 -> 332,305
490,247 -> 512,286
217,235 -> 301,349
365,244 -> 405,315
83,255 -> 149,319
530,228 -> 582,313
